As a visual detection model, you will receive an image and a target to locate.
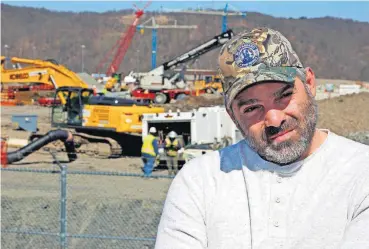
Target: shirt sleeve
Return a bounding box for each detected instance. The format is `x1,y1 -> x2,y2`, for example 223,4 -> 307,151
155,159 -> 207,249
339,165 -> 369,249
153,139 -> 159,155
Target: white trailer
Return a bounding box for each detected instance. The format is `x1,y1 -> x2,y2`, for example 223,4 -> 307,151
142,106 -> 241,144
142,106 -> 243,163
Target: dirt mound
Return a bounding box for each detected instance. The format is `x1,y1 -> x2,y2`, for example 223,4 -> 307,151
317,92 -> 369,136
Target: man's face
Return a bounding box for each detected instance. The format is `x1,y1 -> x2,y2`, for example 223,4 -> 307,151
230,77 -> 318,165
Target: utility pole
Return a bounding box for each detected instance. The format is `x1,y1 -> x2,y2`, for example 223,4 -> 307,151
32,46 -> 36,58
4,44 -> 9,57
4,44 -> 9,68
81,44 -> 86,72
136,49 -> 140,73
137,17 -> 197,69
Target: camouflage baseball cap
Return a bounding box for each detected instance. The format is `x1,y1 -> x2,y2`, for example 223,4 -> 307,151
218,27 -> 304,109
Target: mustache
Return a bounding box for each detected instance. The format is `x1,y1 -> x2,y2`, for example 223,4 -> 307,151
263,118 -> 298,140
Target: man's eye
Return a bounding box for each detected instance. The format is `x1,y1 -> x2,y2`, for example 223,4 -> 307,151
243,106 -> 259,113
282,91 -> 293,98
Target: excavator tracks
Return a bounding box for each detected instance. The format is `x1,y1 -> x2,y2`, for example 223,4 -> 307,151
70,132 -> 122,158
31,130 -> 122,159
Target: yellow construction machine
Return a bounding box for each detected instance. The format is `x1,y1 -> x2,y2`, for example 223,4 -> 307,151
1,56 -> 88,90
103,73 -> 129,92
193,75 -> 223,94
1,56 -> 165,157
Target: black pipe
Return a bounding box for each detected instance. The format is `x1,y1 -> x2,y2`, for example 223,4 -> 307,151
7,129 -> 77,164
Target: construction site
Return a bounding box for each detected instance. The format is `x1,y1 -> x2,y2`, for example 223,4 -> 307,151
1,2 -> 369,249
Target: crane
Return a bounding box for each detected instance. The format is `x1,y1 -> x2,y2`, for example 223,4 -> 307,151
136,17 -> 197,69
95,1 -> 151,76
129,29 -> 234,91
163,3 -> 246,33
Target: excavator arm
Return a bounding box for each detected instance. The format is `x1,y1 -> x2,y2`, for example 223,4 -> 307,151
1,57 -> 89,89
1,57 -> 91,105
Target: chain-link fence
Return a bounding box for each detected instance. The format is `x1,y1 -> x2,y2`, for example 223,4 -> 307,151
1,153 -> 173,249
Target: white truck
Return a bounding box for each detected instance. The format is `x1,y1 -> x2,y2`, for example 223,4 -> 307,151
141,106 -> 243,165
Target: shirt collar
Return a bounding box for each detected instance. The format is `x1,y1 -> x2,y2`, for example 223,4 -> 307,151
239,129 -> 331,177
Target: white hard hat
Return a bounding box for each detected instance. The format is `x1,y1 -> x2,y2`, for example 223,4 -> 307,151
168,131 -> 177,138
149,127 -> 157,134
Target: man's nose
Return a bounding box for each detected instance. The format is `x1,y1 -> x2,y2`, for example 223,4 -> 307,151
264,109 -> 286,128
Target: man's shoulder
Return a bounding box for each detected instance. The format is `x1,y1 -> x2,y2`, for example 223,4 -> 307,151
327,133 -> 369,176
330,132 -> 369,157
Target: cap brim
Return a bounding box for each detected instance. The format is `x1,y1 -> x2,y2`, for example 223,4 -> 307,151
225,67 -> 298,109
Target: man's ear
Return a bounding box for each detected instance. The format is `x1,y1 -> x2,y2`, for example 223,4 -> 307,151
305,67 -> 316,96
226,106 -> 236,122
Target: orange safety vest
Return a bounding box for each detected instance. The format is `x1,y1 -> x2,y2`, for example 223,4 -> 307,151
141,134 -> 157,156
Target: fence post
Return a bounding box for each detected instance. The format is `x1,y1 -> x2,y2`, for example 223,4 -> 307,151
59,163 -> 67,249
51,152 -> 68,249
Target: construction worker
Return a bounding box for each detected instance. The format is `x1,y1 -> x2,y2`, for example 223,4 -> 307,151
92,85 -> 97,96
164,131 -> 181,176
141,127 -> 159,177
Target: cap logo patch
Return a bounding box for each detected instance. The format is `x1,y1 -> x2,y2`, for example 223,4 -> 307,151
233,42 -> 260,68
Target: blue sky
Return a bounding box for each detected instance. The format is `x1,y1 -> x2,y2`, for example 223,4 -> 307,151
2,1 -> 369,22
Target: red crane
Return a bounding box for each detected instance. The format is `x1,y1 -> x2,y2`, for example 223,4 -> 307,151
95,1 -> 151,75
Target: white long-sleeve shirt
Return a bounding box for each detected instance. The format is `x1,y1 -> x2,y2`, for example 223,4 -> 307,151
155,131 -> 369,249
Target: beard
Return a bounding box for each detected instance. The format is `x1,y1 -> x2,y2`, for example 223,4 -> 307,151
243,86 -> 318,165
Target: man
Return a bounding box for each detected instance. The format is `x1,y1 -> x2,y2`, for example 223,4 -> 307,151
141,126 -> 159,177
92,85 -> 97,96
155,27 -> 369,248
164,131 -> 181,176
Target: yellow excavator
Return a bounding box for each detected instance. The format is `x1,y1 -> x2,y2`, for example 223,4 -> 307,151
1,56 -> 165,157
193,75 -> 223,94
